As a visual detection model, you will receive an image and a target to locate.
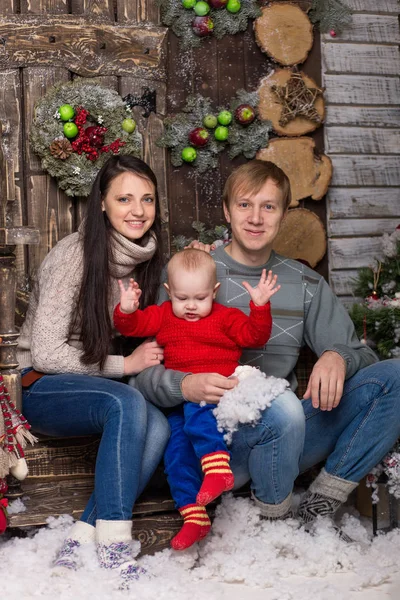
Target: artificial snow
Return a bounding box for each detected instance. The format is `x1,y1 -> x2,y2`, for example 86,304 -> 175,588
1,495 -> 400,599
213,366 -> 289,443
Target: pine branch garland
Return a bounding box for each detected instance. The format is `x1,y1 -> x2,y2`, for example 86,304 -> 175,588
309,0 -> 352,33
158,0 -> 261,49
157,90 -> 272,172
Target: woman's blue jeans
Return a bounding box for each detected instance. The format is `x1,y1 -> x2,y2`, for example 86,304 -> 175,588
22,374 -> 170,525
230,359 -> 400,504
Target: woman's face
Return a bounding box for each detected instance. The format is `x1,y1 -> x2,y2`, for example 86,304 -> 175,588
101,171 -> 156,241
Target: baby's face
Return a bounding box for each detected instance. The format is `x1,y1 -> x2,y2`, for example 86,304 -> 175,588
166,269 -> 219,322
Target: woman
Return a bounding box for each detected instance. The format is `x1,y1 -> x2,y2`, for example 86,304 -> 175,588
18,156 -> 170,584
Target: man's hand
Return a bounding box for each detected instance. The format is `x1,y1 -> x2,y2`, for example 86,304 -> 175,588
185,240 -> 215,253
242,269 -> 280,306
303,351 -> 346,411
118,278 -> 142,314
181,373 -> 238,404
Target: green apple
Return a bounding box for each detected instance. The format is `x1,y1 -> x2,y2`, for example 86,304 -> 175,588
58,104 -> 75,121
181,147 -> 197,162
217,110 -> 232,126
194,1 -> 210,16
182,0 -> 196,7
226,0 -> 241,13
203,114 -> 218,129
214,126 -> 229,141
63,122 -> 79,139
122,118 -> 136,133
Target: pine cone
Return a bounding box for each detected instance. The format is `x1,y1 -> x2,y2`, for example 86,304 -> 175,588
49,138 -> 73,160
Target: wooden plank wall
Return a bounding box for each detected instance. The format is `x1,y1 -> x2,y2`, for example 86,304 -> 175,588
0,0 -> 167,284
166,1 -> 329,278
322,0 -> 400,305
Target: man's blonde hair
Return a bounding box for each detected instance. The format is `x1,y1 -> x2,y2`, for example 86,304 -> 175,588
167,248 -> 217,284
222,160 -> 291,211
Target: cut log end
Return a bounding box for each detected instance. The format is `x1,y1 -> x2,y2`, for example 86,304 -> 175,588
272,208 -> 326,268
254,4 -> 314,66
258,69 -> 325,136
256,137 -> 332,205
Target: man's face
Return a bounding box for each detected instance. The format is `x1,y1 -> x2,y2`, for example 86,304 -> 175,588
223,178 -> 287,265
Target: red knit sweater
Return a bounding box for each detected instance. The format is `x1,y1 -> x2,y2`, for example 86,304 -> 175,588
114,301 -> 272,377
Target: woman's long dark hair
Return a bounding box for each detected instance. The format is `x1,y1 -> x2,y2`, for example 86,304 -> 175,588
74,155 -> 164,369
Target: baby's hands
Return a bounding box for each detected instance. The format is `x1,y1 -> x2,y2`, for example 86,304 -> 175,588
118,278 -> 142,314
242,269 -> 280,306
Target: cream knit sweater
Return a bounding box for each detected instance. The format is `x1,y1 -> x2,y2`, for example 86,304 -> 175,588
17,228 -> 157,378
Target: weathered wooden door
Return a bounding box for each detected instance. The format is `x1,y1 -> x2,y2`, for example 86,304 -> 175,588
0,0 -> 168,285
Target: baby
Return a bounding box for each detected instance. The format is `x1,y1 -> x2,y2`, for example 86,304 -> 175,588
114,248 -> 280,550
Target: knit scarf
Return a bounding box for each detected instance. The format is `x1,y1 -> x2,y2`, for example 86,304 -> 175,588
108,229 -> 157,279
0,374 -> 37,480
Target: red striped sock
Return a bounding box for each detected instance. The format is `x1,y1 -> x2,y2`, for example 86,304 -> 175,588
196,451 -> 234,506
171,504 -> 211,550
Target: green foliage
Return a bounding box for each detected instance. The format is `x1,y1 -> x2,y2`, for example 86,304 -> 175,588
157,91 -> 272,172
309,0 -> 352,33
350,303 -> 400,359
30,80 -> 142,197
172,221 -> 229,251
158,0 -> 261,48
353,241 -> 400,298
349,232 -> 400,359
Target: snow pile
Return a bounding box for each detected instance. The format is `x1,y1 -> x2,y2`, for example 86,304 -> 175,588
1,495 -> 400,600
213,366 -> 289,443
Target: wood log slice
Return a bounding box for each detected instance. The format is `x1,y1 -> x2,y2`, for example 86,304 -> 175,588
256,137 -> 332,206
258,69 -> 325,136
254,4 -> 314,66
272,208 -> 326,268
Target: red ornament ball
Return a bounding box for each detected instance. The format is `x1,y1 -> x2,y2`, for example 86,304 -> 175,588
330,29 -> 337,37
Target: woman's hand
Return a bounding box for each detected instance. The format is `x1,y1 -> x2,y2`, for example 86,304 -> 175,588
123,339 -> 164,375
242,269 -> 280,306
118,278 -> 142,314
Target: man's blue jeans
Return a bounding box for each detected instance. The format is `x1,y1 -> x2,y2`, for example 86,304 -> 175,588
22,374 -> 170,525
230,359 -> 400,504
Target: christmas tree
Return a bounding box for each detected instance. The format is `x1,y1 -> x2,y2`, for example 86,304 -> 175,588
349,226 -> 400,359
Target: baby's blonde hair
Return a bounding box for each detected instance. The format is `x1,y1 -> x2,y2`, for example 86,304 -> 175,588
167,248 -> 217,285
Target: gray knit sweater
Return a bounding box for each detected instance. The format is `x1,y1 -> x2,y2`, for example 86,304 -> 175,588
17,228 -> 157,378
135,245 -> 378,407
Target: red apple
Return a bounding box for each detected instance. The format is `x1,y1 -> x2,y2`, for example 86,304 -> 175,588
209,0 -> 228,7
189,127 -> 210,147
192,16 -> 214,37
234,104 -> 256,126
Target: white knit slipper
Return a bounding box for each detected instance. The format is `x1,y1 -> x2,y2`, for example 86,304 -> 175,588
52,520 -> 95,576
96,519 -> 146,589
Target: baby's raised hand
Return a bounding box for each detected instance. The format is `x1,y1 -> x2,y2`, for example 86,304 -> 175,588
118,278 -> 142,314
242,269 -> 280,306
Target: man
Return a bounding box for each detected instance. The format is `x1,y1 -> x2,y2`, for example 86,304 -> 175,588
136,160 -> 400,533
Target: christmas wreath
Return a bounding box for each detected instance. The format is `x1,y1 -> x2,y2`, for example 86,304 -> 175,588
157,90 -> 272,172
30,81 -> 142,197
158,0 -> 261,48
